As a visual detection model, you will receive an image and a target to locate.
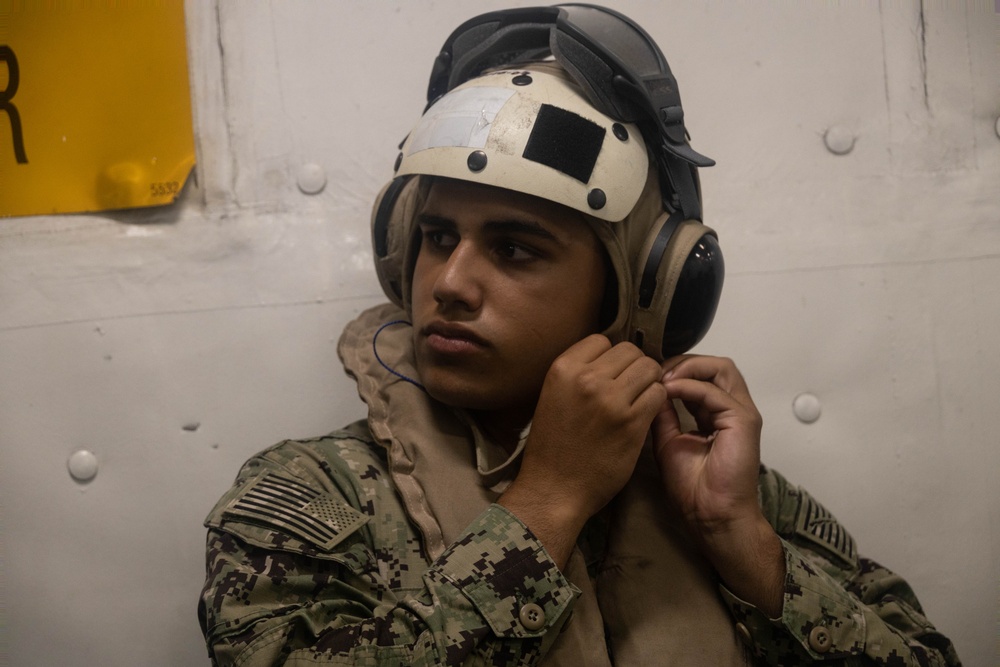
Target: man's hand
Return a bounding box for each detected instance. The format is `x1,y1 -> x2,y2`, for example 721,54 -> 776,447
654,355 -> 786,617
499,335 -> 666,567
653,355 -> 763,532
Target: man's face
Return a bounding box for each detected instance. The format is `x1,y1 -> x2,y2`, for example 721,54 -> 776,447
411,178 -> 607,419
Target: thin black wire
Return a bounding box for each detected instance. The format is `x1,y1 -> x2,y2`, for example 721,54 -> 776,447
372,320 -> 426,391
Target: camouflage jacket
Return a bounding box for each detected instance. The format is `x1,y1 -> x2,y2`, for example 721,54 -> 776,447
200,304 -> 960,666
198,420 -> 961,666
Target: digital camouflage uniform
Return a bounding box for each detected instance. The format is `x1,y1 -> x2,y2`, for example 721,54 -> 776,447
198,305 -> 961,666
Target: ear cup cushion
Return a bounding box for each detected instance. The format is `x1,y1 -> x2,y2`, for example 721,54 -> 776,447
371,176 -> 422,307
630,218 -> 723,360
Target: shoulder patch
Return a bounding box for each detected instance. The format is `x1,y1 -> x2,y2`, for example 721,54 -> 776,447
794,493 -> 857,566
222,471 -> 369,552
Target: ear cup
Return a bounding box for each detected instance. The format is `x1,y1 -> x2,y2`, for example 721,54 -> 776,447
371,175 -> 421,308
659,232 -> 723,357
629,214 -> 724,361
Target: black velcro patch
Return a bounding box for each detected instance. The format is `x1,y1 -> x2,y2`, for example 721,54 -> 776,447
795,494 -> 857,566
522,104 -> 605,183
223,472 -> 368,552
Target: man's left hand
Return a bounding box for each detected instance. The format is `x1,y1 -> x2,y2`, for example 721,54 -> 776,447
652,355 -> 762,533
652,355 -> 785,617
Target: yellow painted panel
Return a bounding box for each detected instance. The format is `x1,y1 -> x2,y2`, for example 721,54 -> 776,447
0,0 -> 195,217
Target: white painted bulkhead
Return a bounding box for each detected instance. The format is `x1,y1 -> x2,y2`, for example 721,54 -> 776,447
0,2 -> 997,665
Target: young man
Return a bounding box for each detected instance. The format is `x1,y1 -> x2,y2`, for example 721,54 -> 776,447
199,6 -> 960,666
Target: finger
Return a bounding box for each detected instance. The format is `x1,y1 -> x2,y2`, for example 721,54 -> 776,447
664,377 -> 762,443
592,341 -> 647,378
663,356 -> 753,404
617,354 -> 666,404
631,372 -> 669,418
559,334 -> 613,364
652,394 -> 684,441
661,354 -> 695,379
663,376 -> 748,421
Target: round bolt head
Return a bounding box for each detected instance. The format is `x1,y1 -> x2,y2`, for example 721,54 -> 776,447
587,188 -> 607,210
297,162 -> 327,195
467,150 -> 488,172
68,450 -> 99,483
823,126 -> 855,155
793,393 -> 822,424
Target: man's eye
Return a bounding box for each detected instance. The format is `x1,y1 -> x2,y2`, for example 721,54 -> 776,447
423,229 -> 457,248
496,241 -> 535,261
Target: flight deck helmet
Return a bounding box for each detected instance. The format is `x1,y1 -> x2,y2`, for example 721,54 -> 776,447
372,4 -> 724,360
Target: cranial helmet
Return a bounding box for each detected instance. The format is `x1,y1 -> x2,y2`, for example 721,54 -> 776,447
371,4 -> 724,361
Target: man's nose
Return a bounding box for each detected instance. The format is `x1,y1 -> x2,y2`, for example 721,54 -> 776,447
432,241 -> 485,311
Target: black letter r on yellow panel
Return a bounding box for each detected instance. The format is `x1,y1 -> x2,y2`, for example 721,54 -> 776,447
0,45 -> 29,164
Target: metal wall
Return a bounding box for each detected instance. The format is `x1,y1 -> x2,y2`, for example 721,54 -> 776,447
1,1 -> 997,665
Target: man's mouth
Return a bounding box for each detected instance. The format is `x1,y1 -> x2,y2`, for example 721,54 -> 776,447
422,321 -> 489,354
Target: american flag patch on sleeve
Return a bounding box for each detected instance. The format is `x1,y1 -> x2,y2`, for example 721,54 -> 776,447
223,471 -> 369,551
795,494 -> 857,566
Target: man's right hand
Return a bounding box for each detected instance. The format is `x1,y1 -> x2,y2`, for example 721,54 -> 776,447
498,335 -> 666,567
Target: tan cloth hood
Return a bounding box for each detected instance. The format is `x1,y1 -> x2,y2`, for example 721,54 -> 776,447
338,302 -> 510,557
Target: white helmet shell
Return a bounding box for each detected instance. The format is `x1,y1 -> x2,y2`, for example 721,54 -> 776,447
395,64 -> 648,222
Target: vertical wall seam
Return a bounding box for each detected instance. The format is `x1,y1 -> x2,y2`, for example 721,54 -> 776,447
215,1 -> 240,210
918,0 -> 931,114
963,6 -> 978,169
877,1 -> 895,164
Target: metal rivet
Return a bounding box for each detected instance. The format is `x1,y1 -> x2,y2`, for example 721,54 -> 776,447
793,393 -> 822,424
68,450 -> 99,483
393,152 -> 403,172
297,162 -> 327,195
823,126 -> 855,155
512,74 -> 533,86
587,188 -> 607,210
612,123 -> 629,141
467,150 -> 488,172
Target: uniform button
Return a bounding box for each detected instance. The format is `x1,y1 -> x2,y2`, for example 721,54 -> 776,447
518,603 -> 546,631
735,622 -> 753,647
808,625 -> 832,653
